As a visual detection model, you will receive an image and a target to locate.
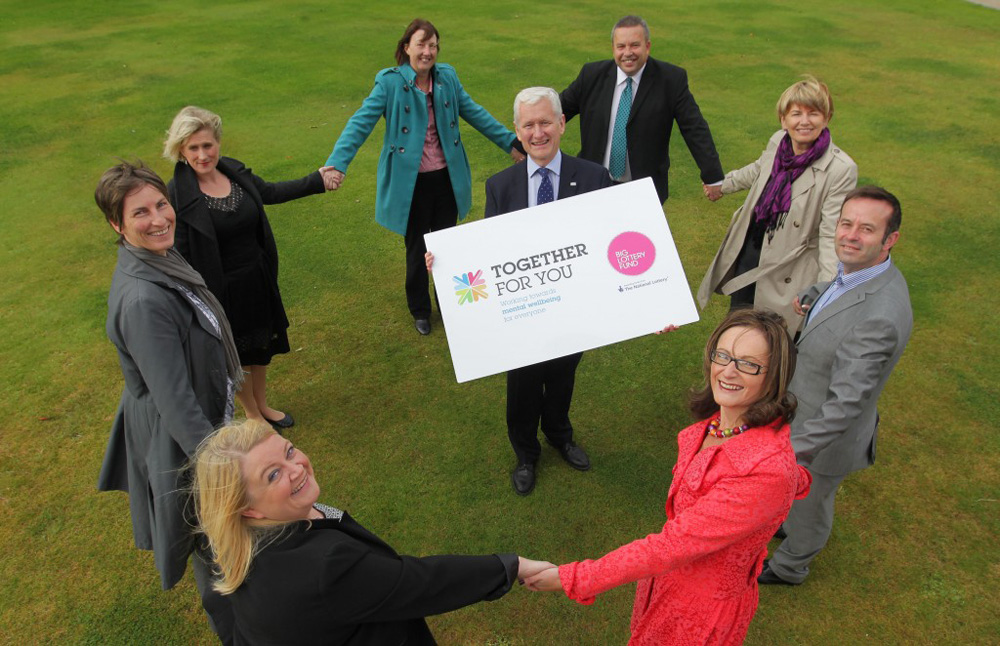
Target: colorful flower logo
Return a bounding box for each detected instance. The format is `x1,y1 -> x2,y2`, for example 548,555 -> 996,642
454,270 -> 489,305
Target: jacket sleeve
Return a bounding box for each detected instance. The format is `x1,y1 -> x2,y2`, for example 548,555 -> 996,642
117,290 -> 214,456
722,137 -> 774,195
793,314 -> 901,467
245,168 -> 325,205
559,463 -> 792,604
326,77 -> 389,170
816,158 -> 858,280
559,67 -> 586,123
671,69 -> 724,184
320,542 -> 518,623
168,179 -> 192,259
455,77 -> 517,152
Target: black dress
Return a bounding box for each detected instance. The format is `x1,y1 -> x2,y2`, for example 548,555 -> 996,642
204,182 -> 290,366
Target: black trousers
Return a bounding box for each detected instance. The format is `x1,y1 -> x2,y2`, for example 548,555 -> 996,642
404,168 -> 458,319
506,352 -> 584,464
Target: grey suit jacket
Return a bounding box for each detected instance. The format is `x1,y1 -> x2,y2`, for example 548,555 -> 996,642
97,246 -> 230,589
789,262 -> 912,476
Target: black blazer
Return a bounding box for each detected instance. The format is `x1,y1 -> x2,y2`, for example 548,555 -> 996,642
230,511 -> 518,645
168,157 -> 324,300
560,57 -> 723,203
484,153 -> 613,218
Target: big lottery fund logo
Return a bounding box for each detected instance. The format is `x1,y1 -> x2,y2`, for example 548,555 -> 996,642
454,270 -> 489,305
607,231 -> 656,275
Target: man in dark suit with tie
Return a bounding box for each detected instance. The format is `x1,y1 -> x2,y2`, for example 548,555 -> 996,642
560,15 -> 723,204
485,87 -> 613,495
758,186 -> 913,585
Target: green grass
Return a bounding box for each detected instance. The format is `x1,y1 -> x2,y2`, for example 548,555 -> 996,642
1,0 -> 998,643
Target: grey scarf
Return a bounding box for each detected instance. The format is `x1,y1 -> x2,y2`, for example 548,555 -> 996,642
122,242 -> 244,389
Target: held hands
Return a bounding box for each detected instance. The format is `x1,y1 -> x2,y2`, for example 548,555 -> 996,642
703,183 -> 723,202
517,557 -> 556,584
792,296 -> 812,317
320,167 -> 345,191
523,564 -> 563,592
510,148 -> 526,163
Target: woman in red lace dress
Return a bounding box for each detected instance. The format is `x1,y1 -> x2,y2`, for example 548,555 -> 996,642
526,309 -> 812,645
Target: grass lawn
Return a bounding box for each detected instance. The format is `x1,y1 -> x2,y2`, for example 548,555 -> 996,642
1,0 -> 998,643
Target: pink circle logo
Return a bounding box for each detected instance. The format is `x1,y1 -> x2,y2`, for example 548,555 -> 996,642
607,232 -> 656,276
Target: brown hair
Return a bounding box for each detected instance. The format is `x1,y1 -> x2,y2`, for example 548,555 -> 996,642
842,185 -> 903,241
94,160 -> 170,240
689,309 -> 797,427
395,18 -> 439,66
612,15 -> 650,42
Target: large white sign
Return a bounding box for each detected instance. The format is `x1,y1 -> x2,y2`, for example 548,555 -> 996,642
426,178 -> 699,382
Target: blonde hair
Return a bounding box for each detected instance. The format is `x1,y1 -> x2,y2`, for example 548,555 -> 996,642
163,106 -> 223,163
776,76 -> 834,121
191,419 -> 292,594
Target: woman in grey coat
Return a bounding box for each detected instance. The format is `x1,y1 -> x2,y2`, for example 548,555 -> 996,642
95,161 -> 241,644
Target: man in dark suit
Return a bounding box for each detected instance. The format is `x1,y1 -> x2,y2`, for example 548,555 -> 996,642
758,186 -> 913,586
560,15 -> 723,204
485,87 -> 613,495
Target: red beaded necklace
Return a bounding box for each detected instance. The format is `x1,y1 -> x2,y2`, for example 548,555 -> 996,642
706,417 -> 749,439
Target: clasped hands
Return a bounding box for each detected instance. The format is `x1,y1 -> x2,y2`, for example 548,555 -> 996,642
517,557 -> 564,592
702,183 -> 723,201
319,166 -> 345,191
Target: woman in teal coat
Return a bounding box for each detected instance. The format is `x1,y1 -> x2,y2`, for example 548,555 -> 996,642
326,18 -> 524,335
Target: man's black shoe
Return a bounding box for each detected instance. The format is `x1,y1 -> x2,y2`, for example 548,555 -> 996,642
758,562 -> 799,586
555,442 -> 591,471
511,462 -> 536,496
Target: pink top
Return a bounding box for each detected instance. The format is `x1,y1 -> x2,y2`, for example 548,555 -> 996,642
559,416 -> 811,646
419,83 -> 446,173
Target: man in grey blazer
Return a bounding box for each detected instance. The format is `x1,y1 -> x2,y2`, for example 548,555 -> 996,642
759,186 -> 913,585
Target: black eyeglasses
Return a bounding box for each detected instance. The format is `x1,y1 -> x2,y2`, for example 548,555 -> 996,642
710,350 -> 767,375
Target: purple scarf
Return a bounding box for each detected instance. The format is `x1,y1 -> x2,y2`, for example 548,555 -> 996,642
752,128 -> 831,241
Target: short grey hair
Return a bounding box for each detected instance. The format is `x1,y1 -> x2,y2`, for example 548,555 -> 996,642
513,87 -> 562,125
612,15 -> 650,42
163,106 -> 222,163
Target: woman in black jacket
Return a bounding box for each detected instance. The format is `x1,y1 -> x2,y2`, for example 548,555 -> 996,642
165,106 -> 336,431
192,420 -> 551,644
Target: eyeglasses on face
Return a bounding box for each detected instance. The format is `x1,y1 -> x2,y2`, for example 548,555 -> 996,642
710,350 -> 766,375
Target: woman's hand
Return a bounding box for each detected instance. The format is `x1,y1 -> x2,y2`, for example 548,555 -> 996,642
320,167 -> 345,191
703,183 -> 723,201
517,557 -> 556,584
523,565 -> 563,592
510,148 -> 526,163
424,252 -> 434,273
654,324 -> 679,335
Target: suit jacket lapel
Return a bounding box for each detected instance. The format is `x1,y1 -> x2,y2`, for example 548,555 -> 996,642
591,64 -> 618,150
628,61 -> 656,125
799,266 -> 899,341
511,163 -> 530,212
558,156 -> 580,200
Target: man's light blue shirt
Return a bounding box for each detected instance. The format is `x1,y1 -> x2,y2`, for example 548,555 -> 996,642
807,256 -> 893,324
